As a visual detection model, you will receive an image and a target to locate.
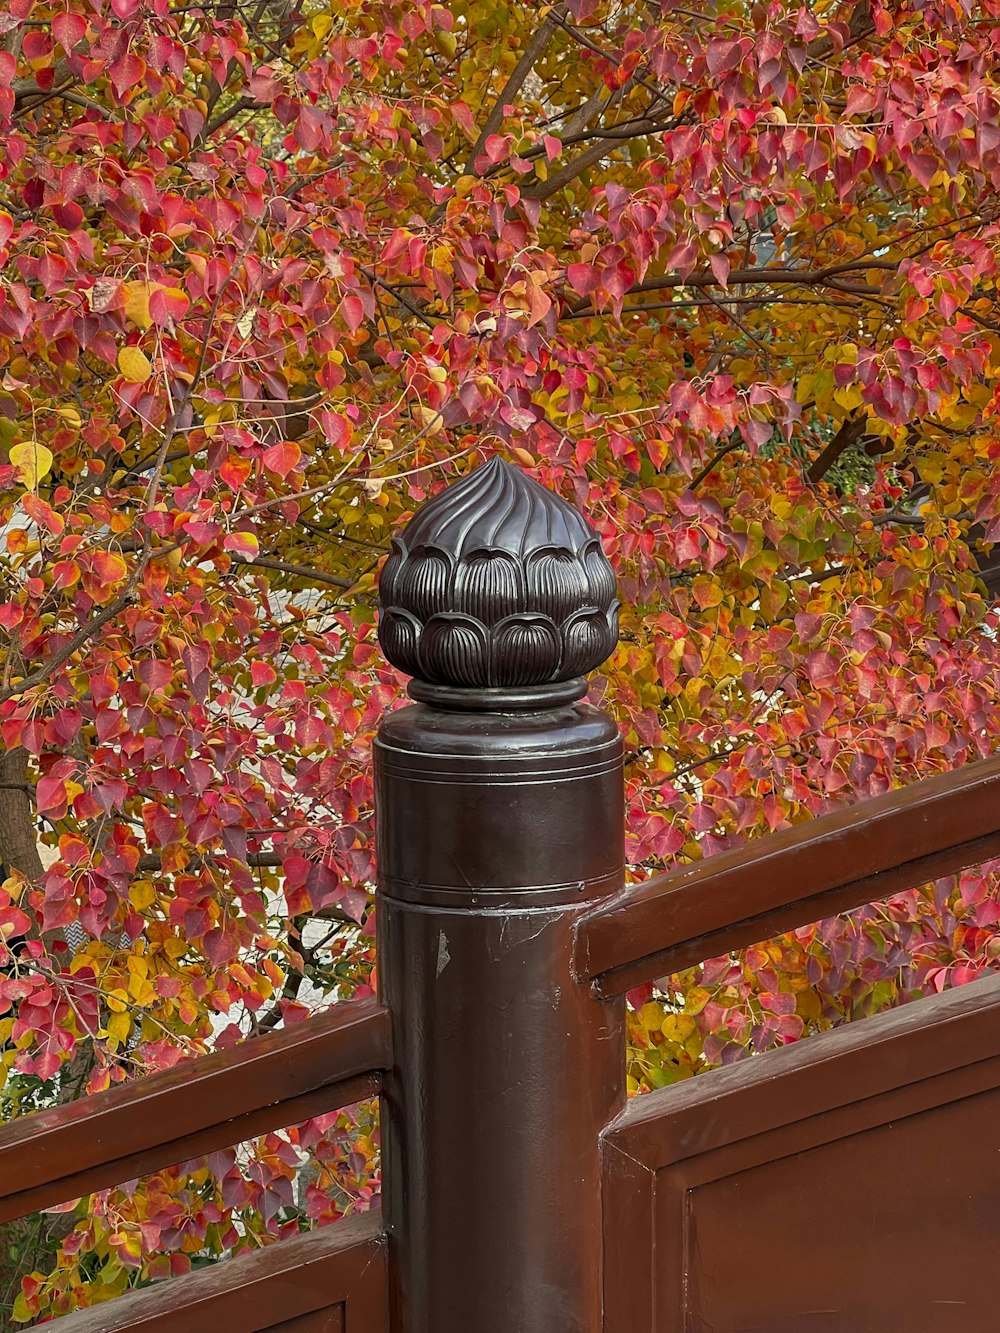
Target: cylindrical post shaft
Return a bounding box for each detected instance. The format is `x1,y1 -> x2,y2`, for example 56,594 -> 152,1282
376,700 -> 626,1333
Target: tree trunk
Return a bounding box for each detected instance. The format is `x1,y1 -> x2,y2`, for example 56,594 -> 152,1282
0,746 -> 50,1329
0,747 -> 43,882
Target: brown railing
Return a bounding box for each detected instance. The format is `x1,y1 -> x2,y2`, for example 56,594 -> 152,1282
45,1210 -> 388,1333
600,973 -> 1000,1333
575,751 -> 1000,996
0,995 -> 390,1224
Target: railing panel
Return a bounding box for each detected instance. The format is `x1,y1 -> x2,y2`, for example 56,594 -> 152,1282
602,974 -> 1000,1332
577,753 -> 1000,994
46,1210 -> 387,1332
0,997 -> 390,1223
268,1312 -> 344,1332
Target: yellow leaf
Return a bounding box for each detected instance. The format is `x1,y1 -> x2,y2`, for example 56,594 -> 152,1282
832,341 -> 858,366
106,1011 -> 132,1047
9,440 -> 54,489
128,975 -> 156,1006
123,282 -> 153,330
684,986 -> 711,1016
414,403 -> 443,435
129,879 -> 156,910
661,1013 -> 697,1042
118,346 -> 153,383
832,385 -> 862,412
55,405 -> 82,429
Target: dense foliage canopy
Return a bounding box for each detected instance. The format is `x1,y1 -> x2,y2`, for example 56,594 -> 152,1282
2,0 -> 1000,1316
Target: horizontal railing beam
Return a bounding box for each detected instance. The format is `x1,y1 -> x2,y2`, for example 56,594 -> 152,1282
0,996 -> 390,1223
576,754 -> 1000,996
45,1208 -> 387,1332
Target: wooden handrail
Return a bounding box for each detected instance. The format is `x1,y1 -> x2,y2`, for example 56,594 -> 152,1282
43,1208 -> 387,1332
0,996 -> 390,1223
576,754 -> 1000,996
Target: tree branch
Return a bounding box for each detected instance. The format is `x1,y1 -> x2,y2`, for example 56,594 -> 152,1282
691,440 -> 743,490
567,258 -> 899,313
228,554 -> 354,589
806,413 -> 868,483
462,4 -> 566,175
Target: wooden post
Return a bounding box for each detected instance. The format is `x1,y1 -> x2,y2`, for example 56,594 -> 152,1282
375,458 -> 627,1333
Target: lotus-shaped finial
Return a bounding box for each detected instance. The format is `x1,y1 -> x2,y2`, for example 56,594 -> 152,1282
377,457 -> 618,692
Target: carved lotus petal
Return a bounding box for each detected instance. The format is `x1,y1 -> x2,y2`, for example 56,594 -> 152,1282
583,540 -> 616,609
525,547 -> 590,623
453,549 -> 523,626
561,606 -> 618,678
491,614 -> 562,686
378,608 -> 423,679
378,538 -> 407,606
396,548 -> 453,622
420,614 -> 490,687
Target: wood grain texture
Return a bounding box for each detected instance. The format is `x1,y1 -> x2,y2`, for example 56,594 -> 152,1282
602,975 -> 1000,1332
46,1210 -> 386,1332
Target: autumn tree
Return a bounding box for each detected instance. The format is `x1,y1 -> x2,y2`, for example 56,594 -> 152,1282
2,0 -> 1000,1316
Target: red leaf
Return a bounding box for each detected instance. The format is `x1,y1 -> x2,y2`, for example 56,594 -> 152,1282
805,650 -> 839,689
739,418 -> 773,449
219,455 -> 252,491
0,906 -> 31,938
566,263 -> 598,296
626,983 -> 654,1011
706,39 -> 742,77
262,440 -> 302,479
139,659 -> 173,692
321,411 -> 351,448
483,134 -> 509,164
224,531 -> 259,560
709,252 -> 730,287
36,776 -> 68,818
251,661 -> 277,687
108,52 -> 145,98
52,12 -> 86,49
340,295 -> 365,332
149,285 -> 190,326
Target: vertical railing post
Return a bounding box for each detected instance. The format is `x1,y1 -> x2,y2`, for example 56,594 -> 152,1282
374,457 -> 626,1333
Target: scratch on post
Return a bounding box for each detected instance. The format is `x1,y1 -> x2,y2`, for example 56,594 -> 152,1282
435,931 -> 451,978
494,909 -> 560,960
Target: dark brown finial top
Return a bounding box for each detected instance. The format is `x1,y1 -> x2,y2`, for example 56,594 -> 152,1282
377,457 -> 618,704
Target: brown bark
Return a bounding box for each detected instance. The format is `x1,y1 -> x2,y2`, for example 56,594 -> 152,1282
0,748 -> 42,883
0,747 -> 44,1329
806,414 -> 869,484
